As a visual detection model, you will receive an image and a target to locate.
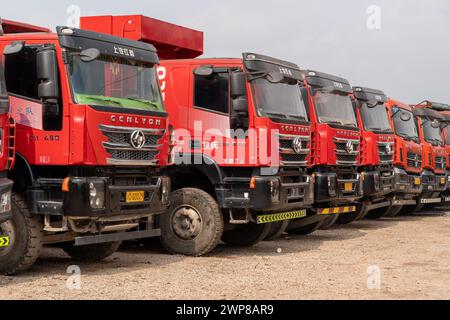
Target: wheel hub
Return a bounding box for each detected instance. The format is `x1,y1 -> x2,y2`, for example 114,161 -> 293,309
172,206 -> 203,240
0,220 -> 15,257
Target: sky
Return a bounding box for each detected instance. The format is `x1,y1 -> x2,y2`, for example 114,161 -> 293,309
2,0 -> 450,103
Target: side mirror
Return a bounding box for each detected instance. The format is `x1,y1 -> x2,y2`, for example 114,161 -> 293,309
366,100 -> 379,108
194,67 -> 214,77
431,119 -> 441,128
400,112 -> 411,122
37,48 -> 59,100
4,41 -> 25,55
230,71 -> 247,97
37,48 -> 59,115
266,71 -> 284,84
232,97 -> 248,114
79,48 -> 100,62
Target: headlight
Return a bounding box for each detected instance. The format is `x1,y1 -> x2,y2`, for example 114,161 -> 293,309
89,181 -> 105,209
327,175 -> 337,197
0,191 -> 11,213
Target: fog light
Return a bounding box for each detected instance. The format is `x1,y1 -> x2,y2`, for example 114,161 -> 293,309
327,175 -> 337,197
89,181 -> 105,209
0,191 -> 11,214
161,177 -> 171,205
270,179 -> 280,203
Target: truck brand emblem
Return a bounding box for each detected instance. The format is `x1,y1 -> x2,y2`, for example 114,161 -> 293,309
130,130 -> 146,149
386,144 -> 392,154
292,137 -> 303,154
346,141 -> 354,154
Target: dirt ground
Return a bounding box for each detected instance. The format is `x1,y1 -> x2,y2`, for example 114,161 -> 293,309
1,209 -> 449,300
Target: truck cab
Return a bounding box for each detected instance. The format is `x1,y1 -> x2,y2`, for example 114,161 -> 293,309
0,19 -> 171,274
80,15 -> 316,255
436,106 -> 450,203
300,70 -> 363,228
0,18 -> 14,250
411,103 -> 447,208
352,87 -> 395,219
385,99 -> 423,216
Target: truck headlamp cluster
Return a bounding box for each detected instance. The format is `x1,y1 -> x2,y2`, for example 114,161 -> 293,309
89,181 -> 105,209
0,191 -> 11,214
327,175 -> 337,197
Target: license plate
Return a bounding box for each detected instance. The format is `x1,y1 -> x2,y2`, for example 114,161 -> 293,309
414,178 -> 421,185
344,183 -> 353,192
126,191 -> 145,203
441,178 -> 446,185
257,210 -> 307,224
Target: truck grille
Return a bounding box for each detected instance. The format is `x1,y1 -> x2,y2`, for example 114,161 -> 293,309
407,152 -> 422,169
435,156 -> 446,170
334,138 -> 360,166
278,134 -> 310,167
377,142 -> 394,165
100,125 -> 165,165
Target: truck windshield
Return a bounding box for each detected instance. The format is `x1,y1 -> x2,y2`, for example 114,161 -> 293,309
392,108 -> 419,141
69,54 -> 164,112
314,92 -> 357,127
422,118 -> 443,145
360,103 -> 392,132
252,79 -> 308,121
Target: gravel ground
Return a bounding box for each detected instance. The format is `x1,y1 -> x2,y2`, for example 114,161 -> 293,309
1,210 -> 449,300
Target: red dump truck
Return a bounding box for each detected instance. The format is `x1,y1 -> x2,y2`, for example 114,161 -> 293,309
81,15 -> 319,255
0,18 -> 15,254
0,18 -> 171,274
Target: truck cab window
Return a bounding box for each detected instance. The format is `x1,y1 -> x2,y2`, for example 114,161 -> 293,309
5,46 -> 39,100
194,72 -> 229,114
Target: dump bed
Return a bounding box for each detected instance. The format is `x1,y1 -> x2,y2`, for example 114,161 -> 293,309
80,15 -> 204,59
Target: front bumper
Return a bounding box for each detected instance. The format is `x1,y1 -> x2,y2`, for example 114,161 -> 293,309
220,172 -> 314,213
362,169 -> 395,199
314,171 -> 363,205
0,178 -> 13,224
62,176 -> 170,217
392,167 -> 422,195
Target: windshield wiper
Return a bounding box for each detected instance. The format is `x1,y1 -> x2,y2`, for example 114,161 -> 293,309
125,98 -> 161,108
288,114 -> 307,121
80,96 -> 123,106
264,112 -> 288,119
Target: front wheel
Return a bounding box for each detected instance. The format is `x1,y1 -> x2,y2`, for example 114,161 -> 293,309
365,206 -> 390,220
160,188 -> 224,256
222,223 -> 271,247
264,221 -> 289,241
384,205 -> 403,217
319,214 -> 339,230
0,193 -> 43,275
62,241 -> 121,262
286,221 -> 321,236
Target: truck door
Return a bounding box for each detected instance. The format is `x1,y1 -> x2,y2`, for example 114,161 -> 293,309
3,42 -> 69,165
190,66 -> 246,166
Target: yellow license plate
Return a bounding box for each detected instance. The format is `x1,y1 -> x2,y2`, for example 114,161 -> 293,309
344,183 -> 353,192
441,178 -> 446,185
126,191 -> 145,203
414,178 -> 421,185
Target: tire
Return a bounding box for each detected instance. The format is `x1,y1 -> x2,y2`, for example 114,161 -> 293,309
286,221 -> 321,235
400,204 -> 423,215
264,220 -> 289,241
62,241 -> 121,262
319,214 -> 339,230
337,202 -> 367,224
0,193 -> 43,275
365,207 -> 390,220
160,188 -> 224,256
222,223 -> 271,247
385,206 -> 403,217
